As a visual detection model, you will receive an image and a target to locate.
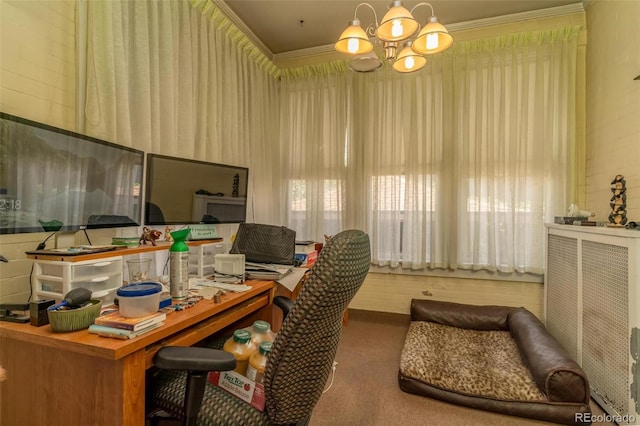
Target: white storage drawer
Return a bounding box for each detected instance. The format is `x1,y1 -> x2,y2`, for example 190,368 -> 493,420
71,260 -> 121,281
38,262 -> 65,278
188,243 -> 224,278
39,277 -> 63,294
33,256 -> 123,303
188,263 -> 215,276
71,273 -> 122,294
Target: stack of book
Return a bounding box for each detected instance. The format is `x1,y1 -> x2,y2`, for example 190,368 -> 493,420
295,241 -> 317,268
88,310 -> 166,339
244,262 -> 292,280
554,216 -> 596,226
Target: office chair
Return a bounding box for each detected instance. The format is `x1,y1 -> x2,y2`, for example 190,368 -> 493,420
148,229 -> 371,426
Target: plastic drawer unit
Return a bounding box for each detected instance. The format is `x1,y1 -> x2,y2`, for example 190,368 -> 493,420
188,242 -> 225,278
33,256 -> 123,304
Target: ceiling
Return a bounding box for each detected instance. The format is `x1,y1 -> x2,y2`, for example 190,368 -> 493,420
219,0 -> 584,57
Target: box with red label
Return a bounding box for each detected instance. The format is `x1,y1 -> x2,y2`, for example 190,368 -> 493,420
294,250 -> 317,267
208,371 -> 266,411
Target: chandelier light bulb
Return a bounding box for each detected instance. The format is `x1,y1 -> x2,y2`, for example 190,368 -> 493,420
391,20 -> 403,38
392,41 -> 426,73
412,16 -> 453,55
335,19 -> 373,55
404,55 -> 415,70
375,1 -> 418,42
348,38 -> 360,54
426,32 -> 438,50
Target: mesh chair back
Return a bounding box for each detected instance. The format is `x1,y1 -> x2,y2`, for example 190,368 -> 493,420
263,229 -> 371,424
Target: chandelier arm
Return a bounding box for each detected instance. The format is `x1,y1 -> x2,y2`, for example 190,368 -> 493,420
364,24 -> 377,38
354,3 -> 380,28
409,2 -> 435,17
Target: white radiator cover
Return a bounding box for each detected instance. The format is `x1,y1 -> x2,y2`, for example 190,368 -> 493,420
545,224 -> 640,422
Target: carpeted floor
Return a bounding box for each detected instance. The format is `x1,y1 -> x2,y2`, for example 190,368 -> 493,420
309,309 -> 614,426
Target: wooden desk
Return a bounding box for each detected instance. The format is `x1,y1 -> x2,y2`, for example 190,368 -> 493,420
25,239 -> 221,262
0,280 -> 275,426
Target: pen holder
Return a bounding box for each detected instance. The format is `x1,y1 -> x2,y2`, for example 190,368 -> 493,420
47,300 -> 102,332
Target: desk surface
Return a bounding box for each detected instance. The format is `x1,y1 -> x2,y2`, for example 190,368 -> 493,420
0,280 -> 273,360
25,239 -> 223,262
0,280 -> 276,426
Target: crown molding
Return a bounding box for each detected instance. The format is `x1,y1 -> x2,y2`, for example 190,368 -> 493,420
214,0 -> 274,61
274,2 -> 586,62
445,2 -> 584,32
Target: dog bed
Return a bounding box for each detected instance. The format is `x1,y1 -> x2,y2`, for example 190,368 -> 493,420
399,299 -> 592,425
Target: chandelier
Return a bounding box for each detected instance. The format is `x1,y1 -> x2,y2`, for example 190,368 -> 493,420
335,1 -> 453,73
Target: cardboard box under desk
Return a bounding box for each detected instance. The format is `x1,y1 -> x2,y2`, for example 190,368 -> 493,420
208,371 -> 266,411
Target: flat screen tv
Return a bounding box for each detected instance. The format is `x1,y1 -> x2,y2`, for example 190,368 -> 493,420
145,154 -> 248,225
0,112 -> 144,234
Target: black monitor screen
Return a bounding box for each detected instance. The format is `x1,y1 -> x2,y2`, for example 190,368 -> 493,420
0,112 -> 144,234
145,154 -> 248,225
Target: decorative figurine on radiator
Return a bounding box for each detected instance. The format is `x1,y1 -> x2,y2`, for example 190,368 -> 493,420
140,227 -> 162,246
164,226 -> 174,242
608,175 -> 627,227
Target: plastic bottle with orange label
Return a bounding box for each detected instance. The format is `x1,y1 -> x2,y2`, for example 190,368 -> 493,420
223,329 -> 254,376
245,320 -> 276,346
246,341 -> 272,384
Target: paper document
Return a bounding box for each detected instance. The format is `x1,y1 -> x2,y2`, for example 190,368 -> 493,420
245,262 -> 293,280
277,267 -> 308,292
197,287 -> 219,299
189,277 -> 251,292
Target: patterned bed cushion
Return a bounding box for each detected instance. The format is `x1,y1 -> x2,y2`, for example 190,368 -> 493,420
400,321 -> 546,402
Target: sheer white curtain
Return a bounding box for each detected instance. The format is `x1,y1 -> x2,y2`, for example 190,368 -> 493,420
279,65 -> 356,241
77,0 -> 284,224
77,1 -> 579,273
281,28 -> 579,274
443,30 -> 579,273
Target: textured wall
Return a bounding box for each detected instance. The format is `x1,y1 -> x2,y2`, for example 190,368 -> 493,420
0,0 -> 76,303
584,0 -> 640,221
0,0 -> 76,129
351,272 -> 544,319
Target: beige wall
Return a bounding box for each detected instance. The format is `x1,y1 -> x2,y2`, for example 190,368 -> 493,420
0,2 -> 590,315
0,0 -> 76,129
0,0 -> 77,303
352,273 -> 545,319
584,0 -> 640,221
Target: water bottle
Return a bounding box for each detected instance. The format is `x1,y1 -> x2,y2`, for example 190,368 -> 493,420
169,228 -> 191,300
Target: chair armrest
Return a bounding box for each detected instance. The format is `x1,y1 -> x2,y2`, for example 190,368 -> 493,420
274,295 -> 294,319
153,346 -> 236,371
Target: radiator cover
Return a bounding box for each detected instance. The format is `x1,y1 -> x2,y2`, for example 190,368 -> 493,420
545,224 -> 640,423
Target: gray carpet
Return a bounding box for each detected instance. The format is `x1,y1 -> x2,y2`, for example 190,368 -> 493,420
310,309 -> 614,426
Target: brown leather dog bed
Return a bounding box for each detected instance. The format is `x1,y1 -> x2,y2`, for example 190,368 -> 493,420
399,299 -> 592,425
